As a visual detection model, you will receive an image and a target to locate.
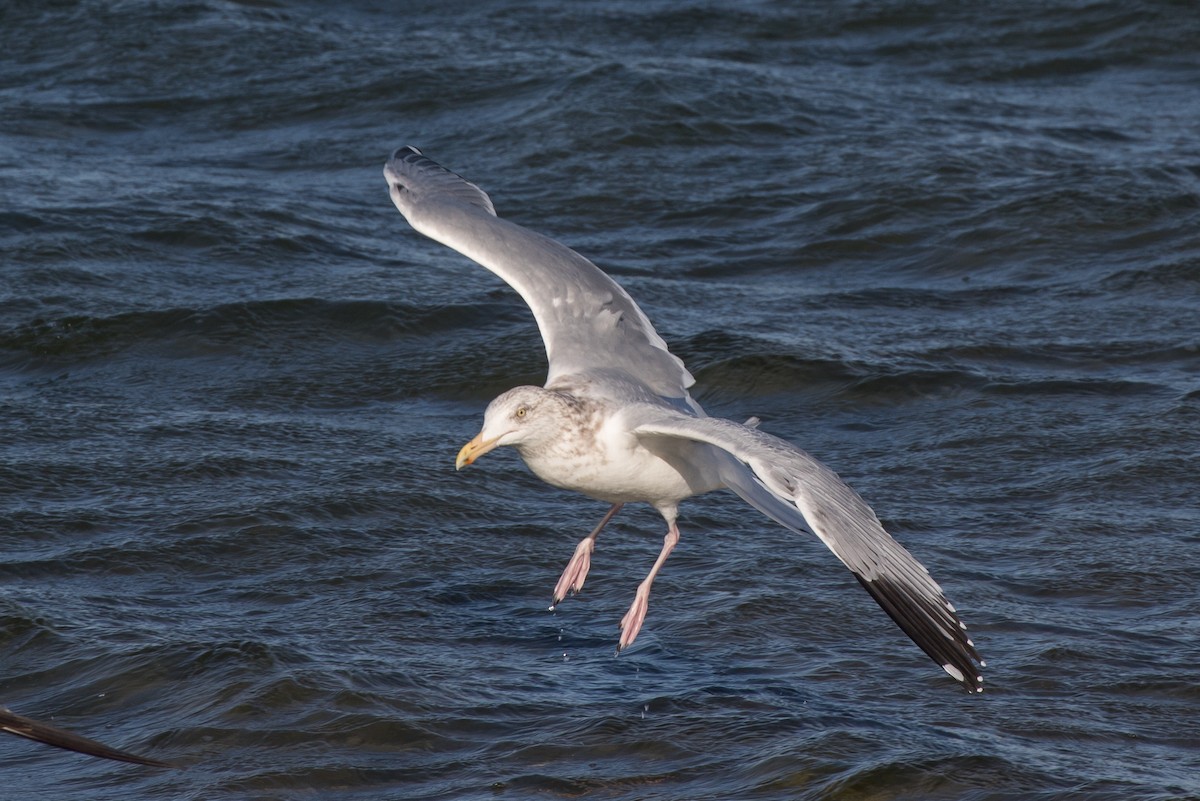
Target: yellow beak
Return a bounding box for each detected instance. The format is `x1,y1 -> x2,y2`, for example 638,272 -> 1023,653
455,432 -> 503,471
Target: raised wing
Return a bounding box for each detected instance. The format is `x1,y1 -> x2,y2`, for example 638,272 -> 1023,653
1,706 -> 172,767
631,413 -> 985,693
384,147 -> 695,402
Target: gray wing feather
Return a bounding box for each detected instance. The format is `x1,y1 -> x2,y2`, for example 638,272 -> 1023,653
384,147 -> 695,401
631,413 -> 985,693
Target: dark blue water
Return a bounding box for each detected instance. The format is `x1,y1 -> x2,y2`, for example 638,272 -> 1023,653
2,1 -> 1199,798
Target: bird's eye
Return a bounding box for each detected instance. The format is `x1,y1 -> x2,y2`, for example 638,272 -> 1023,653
515,407 -> 527,419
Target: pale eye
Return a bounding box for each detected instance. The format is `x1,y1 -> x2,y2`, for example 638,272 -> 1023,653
515,407 -> 527,419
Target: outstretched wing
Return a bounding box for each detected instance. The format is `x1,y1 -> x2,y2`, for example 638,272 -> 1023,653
631,413 -> 985,693
0,706 -> 172,767
384,147 -> 694,402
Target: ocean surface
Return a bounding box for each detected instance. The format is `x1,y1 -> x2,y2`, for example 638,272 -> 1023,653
2,1 -> 1199,798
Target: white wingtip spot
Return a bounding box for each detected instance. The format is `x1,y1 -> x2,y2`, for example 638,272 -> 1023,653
979,660 -> 987,667
942,663 -> 966,683
946,601 -> 957,613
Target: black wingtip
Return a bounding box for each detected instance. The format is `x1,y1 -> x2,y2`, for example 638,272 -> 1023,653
0,707 -> 176,768
854,575 -> 985,694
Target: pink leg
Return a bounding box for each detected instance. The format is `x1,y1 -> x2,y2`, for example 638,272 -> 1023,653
617,515 -> 680,651
551,503 -> 623,607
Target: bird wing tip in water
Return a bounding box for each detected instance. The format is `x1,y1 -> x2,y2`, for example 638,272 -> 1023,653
0,707 -> 175,768
853,574 -> 984,694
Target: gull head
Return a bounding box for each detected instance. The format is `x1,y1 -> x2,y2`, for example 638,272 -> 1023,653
456,386 -> 567,470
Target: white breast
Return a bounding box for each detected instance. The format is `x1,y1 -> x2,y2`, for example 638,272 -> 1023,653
518,413 -> 718,506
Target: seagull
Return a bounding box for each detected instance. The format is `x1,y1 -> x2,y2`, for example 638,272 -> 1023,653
1,706 -> 171,767
384,146 -> 985,693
